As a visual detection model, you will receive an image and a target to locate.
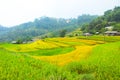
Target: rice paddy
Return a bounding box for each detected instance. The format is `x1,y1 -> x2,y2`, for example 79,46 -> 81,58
0,40 -> 69,52
0,36 -> 120,80
33,45 -> 95,66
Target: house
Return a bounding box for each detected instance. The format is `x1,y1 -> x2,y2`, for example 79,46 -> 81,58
27,39 -> 36,43
105,26 -> 113,31
83,33 -> 92,36
11,41 -> 17,44
104,31 -> 120,36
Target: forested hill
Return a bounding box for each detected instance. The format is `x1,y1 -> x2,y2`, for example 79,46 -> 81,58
0,25 -> 8,31
0,15 -> 97,42
81,6 -> 120,33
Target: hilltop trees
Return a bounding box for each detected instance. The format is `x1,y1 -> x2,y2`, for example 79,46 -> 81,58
0,15 -> 97,42
81,6 -> 120,34
77,14 -> 97,25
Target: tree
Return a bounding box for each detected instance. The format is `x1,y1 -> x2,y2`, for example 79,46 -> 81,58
59,29 -> 67,37
81,6 -> 120,34
113,23 -> 120,31
16,39 -> 23,44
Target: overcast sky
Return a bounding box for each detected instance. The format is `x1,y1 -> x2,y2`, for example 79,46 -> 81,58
0,0 -> 120,27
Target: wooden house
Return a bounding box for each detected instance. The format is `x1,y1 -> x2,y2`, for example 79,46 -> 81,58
104,31 -> 120,36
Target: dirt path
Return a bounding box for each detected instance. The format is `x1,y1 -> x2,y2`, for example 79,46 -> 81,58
32,45 -> 95,66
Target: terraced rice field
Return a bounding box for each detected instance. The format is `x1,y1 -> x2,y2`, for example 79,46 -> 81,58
33,45 -> 95,66
0,37 -> 103,65
32,38 -> 104,65
0,37 -> 120,80
0,40 -> 69,52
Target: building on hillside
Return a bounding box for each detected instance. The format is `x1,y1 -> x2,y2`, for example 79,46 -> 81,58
83,33 -> 92,36
105,26 -> 114,31
11,41 -> 17,44
27,39 -> 36,43
95,32 -> 99,35
104,31 -> 120,36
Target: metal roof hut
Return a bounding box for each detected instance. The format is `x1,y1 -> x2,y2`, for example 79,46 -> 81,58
104,31 -> 120,36
11,41 -> 17,44
83,33 -> 92,36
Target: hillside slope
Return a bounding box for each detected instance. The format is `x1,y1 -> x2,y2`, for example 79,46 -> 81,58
81,6 -> 120,33
0,15 -> 97,42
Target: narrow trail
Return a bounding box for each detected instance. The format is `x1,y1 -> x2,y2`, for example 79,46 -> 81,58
32,45 -> 96,66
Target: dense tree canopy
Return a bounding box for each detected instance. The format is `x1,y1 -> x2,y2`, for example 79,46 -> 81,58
81,6 -> 120,34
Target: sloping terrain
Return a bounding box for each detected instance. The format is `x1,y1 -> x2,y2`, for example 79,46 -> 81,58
33,45 -> 95,66
31,38 -> 103,66
0,37 -> 120,80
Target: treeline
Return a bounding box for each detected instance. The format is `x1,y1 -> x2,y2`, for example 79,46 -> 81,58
0,15 -> 97,42
81,6 -> 120,34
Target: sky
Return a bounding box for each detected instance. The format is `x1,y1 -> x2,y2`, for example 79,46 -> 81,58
0,0 -> 120,27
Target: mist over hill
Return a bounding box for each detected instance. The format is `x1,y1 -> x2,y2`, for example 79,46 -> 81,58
0,7 -> 120,42
0,25 -> 8,31
0,15 -> 97,42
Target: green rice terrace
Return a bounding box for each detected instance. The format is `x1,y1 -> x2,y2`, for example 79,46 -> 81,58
0,36 -> 120,80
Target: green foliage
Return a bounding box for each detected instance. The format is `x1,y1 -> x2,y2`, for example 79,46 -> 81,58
59,29 -> 67,37
67,28 -> 83,37
16,39 -> 23,44
81,6 -> 120,34
113,23 -> 120,31
0,15 -> 97,42
77,14 -> 98,25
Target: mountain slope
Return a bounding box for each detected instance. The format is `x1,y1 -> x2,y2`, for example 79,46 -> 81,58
0,15 -> 97,42
81,6 -> 120,33
0,25 -> 8,31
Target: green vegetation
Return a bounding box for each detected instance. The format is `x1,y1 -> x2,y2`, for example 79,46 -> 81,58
0,6 -> 120,80
59,29 -> 67,37
77,35 -> 120,42
21,47 -> 75,56
73,41 -> 120,80
0,15 -> 97,42
0,37 -> 120,80
0,48 -> 61,80
81,6 -> 120,34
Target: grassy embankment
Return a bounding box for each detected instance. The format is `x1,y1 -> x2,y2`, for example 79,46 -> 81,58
77,35 -> 120,42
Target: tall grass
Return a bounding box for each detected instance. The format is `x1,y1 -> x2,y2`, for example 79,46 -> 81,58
65,41 -> 120,80
0,48 -> 85,80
